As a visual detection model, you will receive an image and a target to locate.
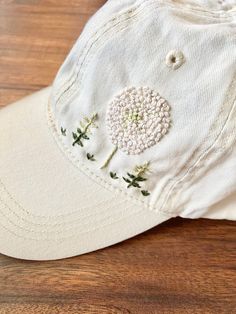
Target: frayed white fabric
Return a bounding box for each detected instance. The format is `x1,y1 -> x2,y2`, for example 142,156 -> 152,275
0,0 -> 236,260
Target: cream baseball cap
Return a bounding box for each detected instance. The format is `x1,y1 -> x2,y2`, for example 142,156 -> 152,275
0,0 -> 236,261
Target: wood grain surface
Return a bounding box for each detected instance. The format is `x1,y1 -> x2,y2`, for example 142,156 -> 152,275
0,1 -> 236,313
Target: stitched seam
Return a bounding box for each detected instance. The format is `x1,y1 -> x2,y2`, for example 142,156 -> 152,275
172,78 -> 236,212
0,195 -> 134,235
0,201 -> 143,241
54,0 -> 149,104
48,0 -> 232,215
55,1 -> 159,106
155,0 -> 236,17
53,10 -> 127,98
0,177 -> 170,241
0,180 -> 126,225
54,0 -> 233,106
53,2 -> 140,99
48,1 -> 235,218
160,72 -> 236,215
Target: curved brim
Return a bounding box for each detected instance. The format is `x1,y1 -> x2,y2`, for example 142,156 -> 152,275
0,88 -> 171,261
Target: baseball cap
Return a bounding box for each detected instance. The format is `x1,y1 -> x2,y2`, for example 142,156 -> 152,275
0,0 -> 235,261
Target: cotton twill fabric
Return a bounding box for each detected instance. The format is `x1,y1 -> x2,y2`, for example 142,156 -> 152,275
0,88 -> 170,260
51,0 -> 236,220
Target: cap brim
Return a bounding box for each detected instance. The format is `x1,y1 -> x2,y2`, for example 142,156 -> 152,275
0,88 -> 171,261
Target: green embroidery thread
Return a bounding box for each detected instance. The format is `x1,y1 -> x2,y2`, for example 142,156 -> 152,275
110,172 -> 119,180
100,146 -> 118,169
123,162 -> 151,196
61,127 -> 67,136
141,190 -> 150,197
72,113 -> 98,147
87,153 -> 96,161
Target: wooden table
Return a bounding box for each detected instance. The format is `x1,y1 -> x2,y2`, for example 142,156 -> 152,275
0,1 -> 235,313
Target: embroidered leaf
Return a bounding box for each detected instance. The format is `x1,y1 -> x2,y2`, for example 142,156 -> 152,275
136,177 -> 147,182
141,190 -> 150,196
72,132 -> 77,140
128,182 -> 141,189
87,153 -> 95,161
77,128 -> 82,134
110,172 -> 119,180
82,134 -> 90,140
61,127 -> 67,136
127,173 -> 136,179
123,177 -> 131,184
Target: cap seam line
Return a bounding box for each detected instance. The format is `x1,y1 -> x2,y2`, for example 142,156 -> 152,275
54,1 -> 139,100
54,0 -> 148,106
0,195 -> 169,242
0,194 -> 141,237
160,71 -> 236,215
0,179 -> 131,224
54,0 -> 233,108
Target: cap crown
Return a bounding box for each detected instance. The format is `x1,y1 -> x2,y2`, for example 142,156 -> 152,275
48,0 -> 236,219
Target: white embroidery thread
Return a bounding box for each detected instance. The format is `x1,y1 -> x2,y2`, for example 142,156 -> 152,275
106,87 -> 172,156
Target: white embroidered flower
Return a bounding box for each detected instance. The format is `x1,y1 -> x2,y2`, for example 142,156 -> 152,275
106,87 -> 172,155
166,50 -> 185,70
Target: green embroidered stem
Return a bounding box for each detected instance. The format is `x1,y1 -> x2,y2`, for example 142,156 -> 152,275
72,113 -> 98,147
100,146 -> 118,169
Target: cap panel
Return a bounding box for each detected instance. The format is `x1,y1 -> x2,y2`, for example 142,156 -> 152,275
52,0 -> 138,110
48,1 -> 236,213
170,73 -> 236,220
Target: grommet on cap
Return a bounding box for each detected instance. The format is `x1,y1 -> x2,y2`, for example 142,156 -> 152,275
166,50 -> 185,70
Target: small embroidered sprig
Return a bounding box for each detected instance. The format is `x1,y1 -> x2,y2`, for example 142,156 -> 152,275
123,162 -> 150,189
87,153 -> 96,161
72,113 -> 98,147
61,127 -> 67,136
110,172 -> 119,180
123,162 -> 151,196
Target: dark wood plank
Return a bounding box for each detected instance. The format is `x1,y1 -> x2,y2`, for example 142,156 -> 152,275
0,0 -> 106,106
0,219 -> 235,313
0,1 -> 236,313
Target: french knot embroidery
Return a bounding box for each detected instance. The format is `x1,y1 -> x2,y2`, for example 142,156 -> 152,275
106,87 -> 172,155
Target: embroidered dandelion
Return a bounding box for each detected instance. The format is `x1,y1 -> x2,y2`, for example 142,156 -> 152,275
106,87 -> 172,157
